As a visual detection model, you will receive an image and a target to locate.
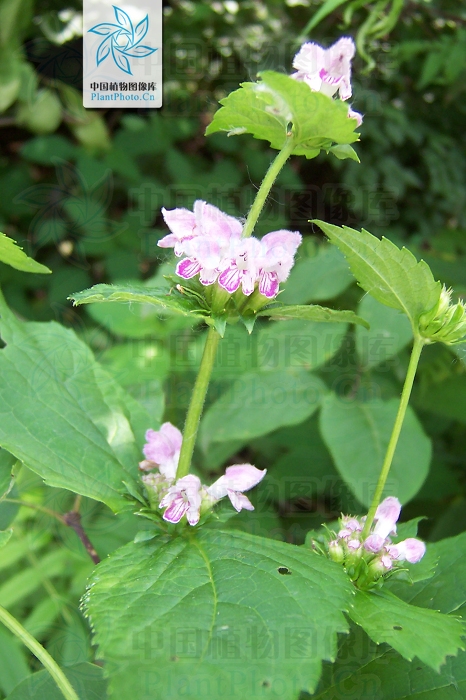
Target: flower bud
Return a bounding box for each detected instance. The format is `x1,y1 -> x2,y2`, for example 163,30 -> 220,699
328,540 -> 344,563
419,286 -> 466,345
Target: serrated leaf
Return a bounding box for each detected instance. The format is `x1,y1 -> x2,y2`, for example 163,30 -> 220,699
5,662 -> 107,700
69,283 -> 208,321
349,590 -> 465,672
0,292 -> 151,511
0,232 -> 51,274
391,531 -> 466,615
315,532 -> 466,699
319,394 -> 431,506
314,633 -> 466,700
83,529 -> 353,699
206,71 -> 359,158
201,369 -> 327,448
258,303 -> 369,328
312,220 -> 442,331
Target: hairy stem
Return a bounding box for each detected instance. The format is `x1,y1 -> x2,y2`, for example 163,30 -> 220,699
362,335 -> 425,538
176,328 -> 221,479
0,605 -> 79,700
241,136 -> 295,239
63,510 -> 100,564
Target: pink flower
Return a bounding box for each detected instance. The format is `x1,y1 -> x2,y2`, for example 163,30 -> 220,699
387,538 -> 426,564
207,464 -> 267,512
217,237 -> 261,296
159,200 -> 243,285
159,474 -> 203,526
372,497 -> 401,540
292,37 -> 355,101
257,230 -> 302,298
158,206 -> 198,256
140,422 -> 182,481
363,534 -> 385,553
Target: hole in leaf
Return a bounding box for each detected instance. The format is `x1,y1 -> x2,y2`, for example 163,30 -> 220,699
393,625 -> 403,631
277,566 -> 292,575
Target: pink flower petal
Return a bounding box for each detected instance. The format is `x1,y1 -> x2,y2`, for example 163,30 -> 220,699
363,534 -> 384,553
224,464 -> 267,492
160,422 -> 183,452
348,106 -> 363,127
381,554 -> 393,570
199,267 -> 219,286
292,37 -> 355,101
373,497 -> 401,539
197,202 -> 243,241
389,538 -> 426,564
227,489 -> 254,512
161,207 -> 196,238
163,497 -> 188,524
176,257 -> 202,279
259,270 -> 279,298
157,233 -> 181,249
218,264 -> 241,293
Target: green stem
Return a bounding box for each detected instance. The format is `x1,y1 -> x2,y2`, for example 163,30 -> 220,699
361,335 -> 425,539
241,136 -> 295,239
0,605 -> 79,700
176,328 -> 221,479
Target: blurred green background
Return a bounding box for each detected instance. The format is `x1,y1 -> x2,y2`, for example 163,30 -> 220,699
0,1 -> 466,692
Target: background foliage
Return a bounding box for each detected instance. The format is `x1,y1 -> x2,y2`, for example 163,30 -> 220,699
1,0 -> 466,697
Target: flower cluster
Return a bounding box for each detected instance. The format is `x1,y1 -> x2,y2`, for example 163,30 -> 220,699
320,497 -> 426,589
158,200 -> 302,299
139,423 -> 266,525
292,37 -> 363,126
419,285 -> 466,345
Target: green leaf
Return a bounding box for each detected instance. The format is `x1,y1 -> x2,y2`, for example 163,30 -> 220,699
6,663 -> 107,700
0,292 -> 151,511
206,71 -> 359,158
312,220 -> 442,331
208,320 -> 348,380
356,295 -> 413,368
201,369 -> 326,447
0,448 -> 16,498
0,232 -> 51,274
98,342 -> 170,386
314,532 -> 466,699
83,529 -> 353,699
328,144 -> 360,162
414,374 -> 466,424
258,303 -> 369,328
349,590 -> 465,672
280,246 -> 354,305
0,627 -> 30,696
301,0 -> 351,33
69,283 -> 209,321
0,529 -> 12,549
319,394 -> 431,506
314,634 -> 466,700
390,531 -> 466,615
